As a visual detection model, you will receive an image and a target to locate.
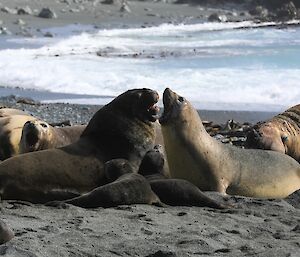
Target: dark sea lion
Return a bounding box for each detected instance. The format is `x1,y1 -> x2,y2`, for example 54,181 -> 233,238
0,88 -> 159,203
19,120 -> 86,153
47,159 -> 161,208
139,145 -> 228,208
159,88 -> 300,198
246,104 -> 300,162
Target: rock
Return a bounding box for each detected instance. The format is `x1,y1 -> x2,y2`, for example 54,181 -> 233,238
1,7 -> 17,15
101,0 -> 114,4
120,0 -> 131,13
14,19 -> 26,25
249,5 -> 269,17
0,27 -> 12,36
17,6 -> 33,15
44,32 -> 54,37
38,8 -> 57,19
208,13 -> 227,22
0,220 -> 14,245
276,1 -> 298,20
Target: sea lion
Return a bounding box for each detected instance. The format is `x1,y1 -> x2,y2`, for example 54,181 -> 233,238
47,159 -> 162,208
246,104 -> 300,163
0,114 -> 38,160
0,88 -> 159,203
19,120 -> 86,153
139,145 -> 228,208
159,88 -> 300,198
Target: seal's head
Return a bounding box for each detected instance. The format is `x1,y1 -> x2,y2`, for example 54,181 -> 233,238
81,88 -> 160,163
139,144 -> 165,176
111,88 -> 160,123
246,121 -> 288,154
159,88 -> 201,130
19,120 -> 52,153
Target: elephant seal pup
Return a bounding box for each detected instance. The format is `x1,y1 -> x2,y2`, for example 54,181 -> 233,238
246,104 -> 300,163
19,120 -> 86,153
0,88 -> 159,203
139,145 -> 228,208
0,114 -> 38,160
47,159 -> 162,208
159,88 -> 300,199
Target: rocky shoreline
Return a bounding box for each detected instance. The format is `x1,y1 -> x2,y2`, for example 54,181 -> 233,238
1,0 -> 300,38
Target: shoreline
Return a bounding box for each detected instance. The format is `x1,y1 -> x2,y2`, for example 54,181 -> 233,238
0,90 -> 276,125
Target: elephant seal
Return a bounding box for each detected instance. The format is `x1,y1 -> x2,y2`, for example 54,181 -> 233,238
0,88 -> 159,203
246,104 -> 300,163
0,114 -> 37,160
159,88 -> 300,199
19,120 -> 86,153
139,145 -> 228,208
47,159 -> 162,208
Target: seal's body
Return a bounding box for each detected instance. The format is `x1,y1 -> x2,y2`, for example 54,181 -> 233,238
0,89 -> 159,203
139,145 -> 228,208
246,104 -> 300,163
160,88 -> 300,199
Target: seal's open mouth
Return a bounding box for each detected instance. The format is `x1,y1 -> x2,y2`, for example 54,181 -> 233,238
140,90 -> 160,122
23,122 -> 39,151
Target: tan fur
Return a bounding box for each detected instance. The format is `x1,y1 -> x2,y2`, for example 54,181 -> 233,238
0,115 -> 38,160
246,104 -> 300,163
160,89 -> 300,199
19,120 -> 86,154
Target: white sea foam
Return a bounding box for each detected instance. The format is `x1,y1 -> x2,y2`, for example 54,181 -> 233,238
0,21 -> 300,111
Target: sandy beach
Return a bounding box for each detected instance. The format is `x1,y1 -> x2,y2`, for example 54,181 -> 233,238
0,96 -> 299,257
0,0 -> 300,256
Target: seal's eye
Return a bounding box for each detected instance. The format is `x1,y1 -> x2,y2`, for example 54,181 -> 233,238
281,135 -> 288,142
178,96 -> 185,102
40,123 -> 48,128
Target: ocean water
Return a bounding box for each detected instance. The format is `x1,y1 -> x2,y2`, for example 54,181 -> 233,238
0,21 -> 299,111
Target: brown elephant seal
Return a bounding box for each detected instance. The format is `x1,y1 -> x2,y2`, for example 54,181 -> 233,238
19,120 -> 86,153
47,159 -> 162,208
246,104 -> 300,163
0,114 -> 38,160
159,88 -> 300,199
139,145 -> 228,208
0,88 -> 159,203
